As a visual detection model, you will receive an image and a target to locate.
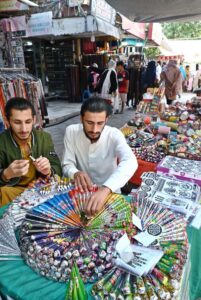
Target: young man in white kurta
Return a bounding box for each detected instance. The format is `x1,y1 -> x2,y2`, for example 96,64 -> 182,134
62,97 -> 137,216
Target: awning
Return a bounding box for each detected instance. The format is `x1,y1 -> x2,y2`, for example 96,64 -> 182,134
94,17 -> 120,39
52,15 -> 120,39
0,0 -> 28,11
146,23 -> 173,52
118,13 -> 145,40
19,0 -> 38,7
106,0 -> 201,22
159,35 -> 173,52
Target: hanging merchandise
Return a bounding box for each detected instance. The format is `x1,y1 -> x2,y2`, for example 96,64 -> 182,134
82,54 -> 108,69
0,68 -> 47,128
66,65 -> 80,102
43,40 -> 74,94
82,39 -> 96,54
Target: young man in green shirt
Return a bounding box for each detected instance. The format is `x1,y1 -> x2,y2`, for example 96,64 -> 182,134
0,97 -> 62,206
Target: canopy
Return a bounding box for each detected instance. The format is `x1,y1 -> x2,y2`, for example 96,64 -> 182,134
52,15 -> 120,39
106,0 -> 201,22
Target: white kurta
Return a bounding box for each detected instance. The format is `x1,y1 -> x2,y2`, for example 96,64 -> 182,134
62,124 -> 138,192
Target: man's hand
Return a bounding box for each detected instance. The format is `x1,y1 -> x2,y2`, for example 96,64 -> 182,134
74,171 -> 93,192
3,160 -> 30,180
85,186 -> 111,217
33,156 -> 51,176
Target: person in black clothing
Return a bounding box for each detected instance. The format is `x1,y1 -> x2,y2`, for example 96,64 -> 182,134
142,60 -> 157,93
127,54 -> 144,108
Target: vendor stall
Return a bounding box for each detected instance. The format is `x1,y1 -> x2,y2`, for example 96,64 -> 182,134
0,175 -> 194,300
0,91 -> 201,299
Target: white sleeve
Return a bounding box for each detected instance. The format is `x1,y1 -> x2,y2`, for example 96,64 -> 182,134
61,127 -> 79,178
103,129 -> 138,192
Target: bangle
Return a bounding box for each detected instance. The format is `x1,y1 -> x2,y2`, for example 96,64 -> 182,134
1,170 -> 10,182
47,169 -> 52,177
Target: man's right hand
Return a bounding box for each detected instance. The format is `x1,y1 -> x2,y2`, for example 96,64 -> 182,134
3,160 -> 30,181
74,171 -> 93,192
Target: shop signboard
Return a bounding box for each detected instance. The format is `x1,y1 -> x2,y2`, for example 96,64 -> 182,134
26,12 -> 53,37
121,38 -> 145,47
91,0 -> 116,25
11,38 -> 25,67
0,0 -> 28,11
68,0 -> 90,7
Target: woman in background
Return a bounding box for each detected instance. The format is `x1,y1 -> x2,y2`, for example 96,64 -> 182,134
160,60 -> 182,105
142,60 -> 157,93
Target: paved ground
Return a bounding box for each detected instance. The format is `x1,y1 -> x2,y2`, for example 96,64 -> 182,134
45,92 -> 195,160
45,105 -> 136,159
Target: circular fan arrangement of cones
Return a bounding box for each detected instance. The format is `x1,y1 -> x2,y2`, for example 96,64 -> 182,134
19,187 -> 132,282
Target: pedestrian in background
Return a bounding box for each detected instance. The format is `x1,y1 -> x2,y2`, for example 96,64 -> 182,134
156,61 -> 162,82
184,65 -> 193,92
159,60 -> 182,105
116,61 -> 129,114
193,63 -> 201,91
87,63 -> 100,95
142,60 -> 157,93
95,59 -> 118,112
179,62 -> 186,93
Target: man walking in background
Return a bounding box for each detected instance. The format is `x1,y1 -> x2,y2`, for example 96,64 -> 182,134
116,61 -> 129,114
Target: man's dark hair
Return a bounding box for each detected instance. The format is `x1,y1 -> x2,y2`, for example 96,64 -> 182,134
116,61 -> 124,67
5,97 -> 36,120
80,96 -> 112,117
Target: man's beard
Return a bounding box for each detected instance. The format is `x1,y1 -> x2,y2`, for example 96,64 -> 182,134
10,125 -> 33,142
83,125 -> 105,142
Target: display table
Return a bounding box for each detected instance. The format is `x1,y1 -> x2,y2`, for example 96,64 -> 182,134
0,204 -> 200,300
0,204 -> 93,300
187,226 -> 201,300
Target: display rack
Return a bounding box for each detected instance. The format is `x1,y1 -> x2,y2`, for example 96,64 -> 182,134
0,68 -> 48,128
43,40 -> 74,93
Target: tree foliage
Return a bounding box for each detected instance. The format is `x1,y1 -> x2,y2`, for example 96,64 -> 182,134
162,22 -> 201,39
143,47 -> 161,59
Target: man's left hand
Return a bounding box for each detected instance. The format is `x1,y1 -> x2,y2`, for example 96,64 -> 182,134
33,156 -> 51,176
85,186 -> 111,217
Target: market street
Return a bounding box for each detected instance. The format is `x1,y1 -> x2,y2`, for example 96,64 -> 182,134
45,92 -> 195,160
